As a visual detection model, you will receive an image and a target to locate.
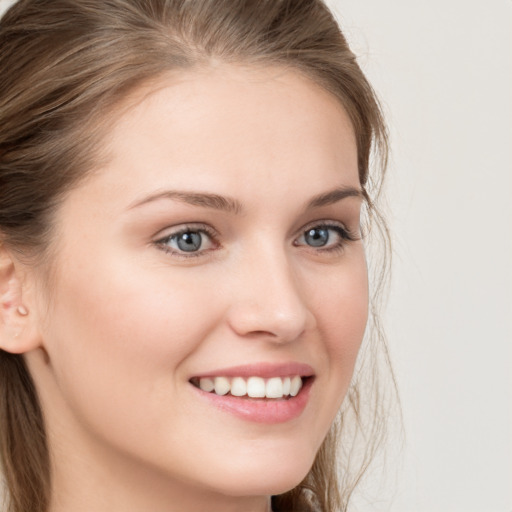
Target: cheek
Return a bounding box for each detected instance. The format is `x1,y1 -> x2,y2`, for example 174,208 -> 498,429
308,251 -> 368,396
40,252 -> 222,435
48,247 -> 219,352
314,253 -> 368,355
325,283 -> 368,365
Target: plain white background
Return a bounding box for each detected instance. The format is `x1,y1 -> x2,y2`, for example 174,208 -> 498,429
1,0 -> 511,511
324,1 -> 512,511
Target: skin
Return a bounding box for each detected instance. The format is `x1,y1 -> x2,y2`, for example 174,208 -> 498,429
2,66 -> 368,512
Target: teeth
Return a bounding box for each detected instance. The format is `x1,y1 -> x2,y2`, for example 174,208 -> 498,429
199,377 -> 214,392
197,375 -> 304,399
282,377 -> 291,396
214,377 -> 230,396
247,377 -> 266,398
266,377 -> 283,398
290,376 -> 302,397
230,377 -> 247,397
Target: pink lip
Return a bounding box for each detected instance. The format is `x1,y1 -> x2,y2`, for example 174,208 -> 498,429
192,378 -> 313,424
189,362 -> 315,424
191,361 -> 314,379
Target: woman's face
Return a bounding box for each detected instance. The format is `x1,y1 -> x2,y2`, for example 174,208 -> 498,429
28,66 -> 368,507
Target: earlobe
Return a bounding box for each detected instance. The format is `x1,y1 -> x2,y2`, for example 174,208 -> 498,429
0,246 -> 42,354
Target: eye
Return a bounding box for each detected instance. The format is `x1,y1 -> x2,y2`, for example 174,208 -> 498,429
155,225 -> 217,257
304,227 -> 331,247
173,231 -> 203,252
295,223 -> 356,252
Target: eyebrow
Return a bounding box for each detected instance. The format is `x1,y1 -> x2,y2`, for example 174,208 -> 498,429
128,190 -> 243,214
305,186 -> 364,209
128,185 -> 363,213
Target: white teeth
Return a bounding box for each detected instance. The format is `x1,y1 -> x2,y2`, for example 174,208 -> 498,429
266,377 -> 284,398
199,377 -> 214,392
230,377 -> 247,397
290,376 -> 302,397
282,377 -> 291,396
197,375 -> 305,399
247,377 -> 266,398
214,376 -> 230,396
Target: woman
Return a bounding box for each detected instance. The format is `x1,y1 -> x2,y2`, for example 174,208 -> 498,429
0,1 -> 392,511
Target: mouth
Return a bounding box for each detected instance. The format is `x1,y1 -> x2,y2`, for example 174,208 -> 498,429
189,375 -> 312,400
188,364 -> 315,424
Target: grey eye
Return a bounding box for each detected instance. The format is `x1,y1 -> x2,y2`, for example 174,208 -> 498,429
304,227 -> 330,247
174,231 -> 203,252
156,226 -> 217,257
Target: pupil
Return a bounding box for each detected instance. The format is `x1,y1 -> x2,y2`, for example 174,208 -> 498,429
305,228 -> 329,247
177,232 -> 201,252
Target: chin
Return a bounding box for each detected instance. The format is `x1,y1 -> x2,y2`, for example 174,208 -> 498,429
210,456 -> 314,498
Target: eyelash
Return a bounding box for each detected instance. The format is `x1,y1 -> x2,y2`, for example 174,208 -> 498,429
153,221 -> 358,259
294,222 -> 358,254
154,224 -> 218,259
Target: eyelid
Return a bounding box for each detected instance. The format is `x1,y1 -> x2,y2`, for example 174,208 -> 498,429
297,219 -> 359,240
293,220 -> 360,254
153,223 -> 219,258
151,219 -> 359,259
153,222 -> 215,241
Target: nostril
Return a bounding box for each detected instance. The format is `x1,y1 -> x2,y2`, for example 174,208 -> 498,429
244,330 -> 279,338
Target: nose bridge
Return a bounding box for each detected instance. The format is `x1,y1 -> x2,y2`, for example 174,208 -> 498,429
227,240 -> 313,341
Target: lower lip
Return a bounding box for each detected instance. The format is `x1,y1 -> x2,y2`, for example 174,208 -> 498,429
192,378 -> 313,424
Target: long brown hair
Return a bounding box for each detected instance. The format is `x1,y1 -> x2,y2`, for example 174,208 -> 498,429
0,1 -> 393,511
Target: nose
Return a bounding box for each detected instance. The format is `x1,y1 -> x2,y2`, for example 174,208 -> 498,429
225,249 -> 315,343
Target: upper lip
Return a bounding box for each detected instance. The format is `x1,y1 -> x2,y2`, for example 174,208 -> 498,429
190,362 -> 315,379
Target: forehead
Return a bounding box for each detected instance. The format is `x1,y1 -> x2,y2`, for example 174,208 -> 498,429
86,65 -> 360,206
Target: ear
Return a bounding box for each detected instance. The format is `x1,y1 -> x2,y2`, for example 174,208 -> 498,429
0,245 -> 43,354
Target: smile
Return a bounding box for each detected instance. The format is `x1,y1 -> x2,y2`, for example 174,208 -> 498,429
191,375 -> 304,399
189,363 -> 315,423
